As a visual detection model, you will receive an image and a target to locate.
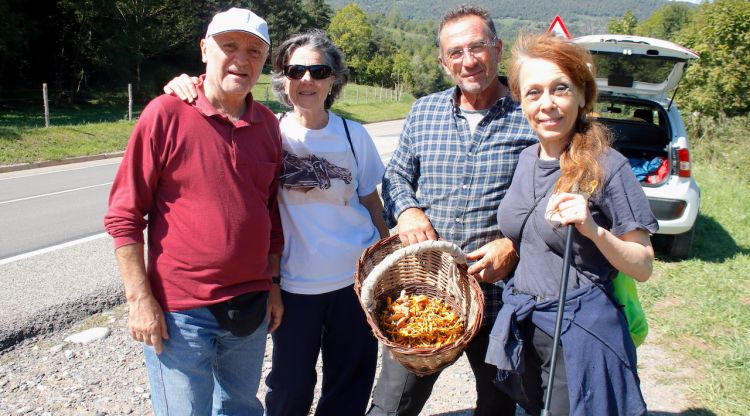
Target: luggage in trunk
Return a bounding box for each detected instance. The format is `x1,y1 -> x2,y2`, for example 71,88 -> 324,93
598,118 -> 670,185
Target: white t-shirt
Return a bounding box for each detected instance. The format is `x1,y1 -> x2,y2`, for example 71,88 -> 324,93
459,107 -> 490,135
278,112 -> 385,294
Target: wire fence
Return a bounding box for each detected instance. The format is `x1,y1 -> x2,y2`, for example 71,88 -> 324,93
0,78 -> 406,129
252,79 -> 406,107
0,84 -> 146,128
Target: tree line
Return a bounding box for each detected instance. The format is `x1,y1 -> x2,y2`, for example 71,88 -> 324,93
607,0 -> 750,117
0,0 -> 334,103
0,0 -> 454,103
1,0 -> 747,118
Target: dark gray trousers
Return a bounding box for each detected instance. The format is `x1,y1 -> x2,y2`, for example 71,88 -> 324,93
367,324 -> 517,416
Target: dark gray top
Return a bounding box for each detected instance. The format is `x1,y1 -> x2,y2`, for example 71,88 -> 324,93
497,143 -> 658,298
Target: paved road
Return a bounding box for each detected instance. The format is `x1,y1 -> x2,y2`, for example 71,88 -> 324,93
0,118 -> 403,350
0,119 -> 403,262
0,161 -> 118,260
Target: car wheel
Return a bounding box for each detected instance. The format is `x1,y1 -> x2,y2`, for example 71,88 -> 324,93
665,226 -> 695,259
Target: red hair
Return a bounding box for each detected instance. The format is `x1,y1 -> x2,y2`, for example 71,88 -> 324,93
508,32 -> 611,195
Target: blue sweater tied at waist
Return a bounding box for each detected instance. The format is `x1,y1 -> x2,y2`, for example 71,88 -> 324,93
486,279 -> 647,416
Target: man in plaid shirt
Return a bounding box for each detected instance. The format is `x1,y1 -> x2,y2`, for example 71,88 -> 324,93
367,5 -> 537,416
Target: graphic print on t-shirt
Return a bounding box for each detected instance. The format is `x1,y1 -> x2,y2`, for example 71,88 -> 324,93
281,150 -> 352,192
280,149 -> 354,206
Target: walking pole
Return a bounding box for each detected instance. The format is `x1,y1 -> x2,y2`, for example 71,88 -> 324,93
541,223 -> 575,416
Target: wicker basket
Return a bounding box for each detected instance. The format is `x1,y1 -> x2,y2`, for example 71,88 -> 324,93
354,235 -> 484,376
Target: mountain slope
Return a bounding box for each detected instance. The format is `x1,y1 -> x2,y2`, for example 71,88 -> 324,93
326,0 -> 678,36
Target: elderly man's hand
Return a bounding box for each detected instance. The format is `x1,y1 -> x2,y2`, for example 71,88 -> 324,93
127,295 -> 169,354
396,208 -> 438,246
466,238 -> 518,283
163,74 -> 200,103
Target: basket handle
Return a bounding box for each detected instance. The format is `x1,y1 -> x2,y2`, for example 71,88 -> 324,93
360,240 -> 467,310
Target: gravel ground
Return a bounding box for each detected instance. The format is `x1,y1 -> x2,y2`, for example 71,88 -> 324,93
0,304 -> 477,416
0,304 -> 689,415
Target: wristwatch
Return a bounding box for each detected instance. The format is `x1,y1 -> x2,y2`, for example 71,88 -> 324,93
271,275 -> 281,285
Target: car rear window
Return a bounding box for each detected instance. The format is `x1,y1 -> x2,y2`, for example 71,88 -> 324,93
591,52 -> 681,86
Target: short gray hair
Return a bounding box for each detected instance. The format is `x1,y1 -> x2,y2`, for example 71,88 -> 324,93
271,29 -> 349,110
437,5 -> 498,48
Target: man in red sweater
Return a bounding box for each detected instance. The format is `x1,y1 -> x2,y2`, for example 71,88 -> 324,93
104,8 -> 283,415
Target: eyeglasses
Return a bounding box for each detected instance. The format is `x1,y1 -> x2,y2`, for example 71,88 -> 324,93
283,64 -> 333,80
444,39 -> 497,62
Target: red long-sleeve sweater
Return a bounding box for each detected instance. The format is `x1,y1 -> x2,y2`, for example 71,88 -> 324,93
104,82 -> 283,311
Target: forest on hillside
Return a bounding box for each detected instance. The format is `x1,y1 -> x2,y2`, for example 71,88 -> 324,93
1,0 -> 746,118
326,0 -> 678,29
0,0 -> 681,99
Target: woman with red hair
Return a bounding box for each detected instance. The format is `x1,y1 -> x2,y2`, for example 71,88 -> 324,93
486,33 -> 656,415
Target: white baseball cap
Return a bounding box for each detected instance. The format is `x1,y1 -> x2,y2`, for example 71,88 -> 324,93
205,8 -> 270,46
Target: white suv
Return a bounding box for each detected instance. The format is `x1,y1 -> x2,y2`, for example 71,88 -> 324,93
574,34 -> 700,258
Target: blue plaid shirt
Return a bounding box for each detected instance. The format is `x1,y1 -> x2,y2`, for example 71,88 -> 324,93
382,79 -> 537,325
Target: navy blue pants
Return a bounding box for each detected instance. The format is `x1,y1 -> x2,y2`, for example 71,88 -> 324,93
265,284 -> 378,416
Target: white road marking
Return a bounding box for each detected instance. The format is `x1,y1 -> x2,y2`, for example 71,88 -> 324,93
0,159 -> 121,181
0,183 -> 112,205
0,233 -> 109,265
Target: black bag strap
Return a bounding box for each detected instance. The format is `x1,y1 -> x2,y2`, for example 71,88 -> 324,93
342,117 -> 358,166
509,190 -> 549,306
518,161 -> 555,256
517,193 -> 545,255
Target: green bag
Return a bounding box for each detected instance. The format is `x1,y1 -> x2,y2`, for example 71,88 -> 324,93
613,272 -> 648,347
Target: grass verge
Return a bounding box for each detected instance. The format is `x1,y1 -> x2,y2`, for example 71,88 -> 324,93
0,121 -> 136,166
638,114 -> 750,415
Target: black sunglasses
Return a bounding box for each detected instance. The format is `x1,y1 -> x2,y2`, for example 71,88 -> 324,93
283,64 -> 333,80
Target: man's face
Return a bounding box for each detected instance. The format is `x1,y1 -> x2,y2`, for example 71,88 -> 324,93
200,32 -> 269,100
438,15 -> 502,96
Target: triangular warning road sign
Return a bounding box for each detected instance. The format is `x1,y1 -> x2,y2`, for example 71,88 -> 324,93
547,15 -> 571,39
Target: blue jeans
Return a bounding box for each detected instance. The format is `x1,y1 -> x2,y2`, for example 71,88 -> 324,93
144,306 -> 267,416
265,285 -> 378,415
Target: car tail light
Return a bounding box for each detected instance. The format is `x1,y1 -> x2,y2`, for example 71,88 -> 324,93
677,148 -> 691,177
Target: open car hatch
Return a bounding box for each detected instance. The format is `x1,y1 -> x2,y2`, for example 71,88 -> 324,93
574,34 -> 699,97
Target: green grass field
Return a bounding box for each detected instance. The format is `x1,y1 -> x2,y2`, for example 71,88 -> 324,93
639,115 -> 750,414
0,88 -> 748,413
0,74 -> 414,165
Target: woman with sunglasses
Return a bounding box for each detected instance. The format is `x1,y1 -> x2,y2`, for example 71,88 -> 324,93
264,29 -> 387,416
164,29 -> 387,415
